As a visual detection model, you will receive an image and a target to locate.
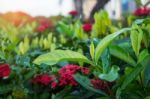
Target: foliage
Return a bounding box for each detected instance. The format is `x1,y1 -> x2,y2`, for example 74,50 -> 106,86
0,10 -> 150,99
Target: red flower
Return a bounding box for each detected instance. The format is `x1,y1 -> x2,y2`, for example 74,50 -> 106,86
58,64 -> 80,87
81,67 -> 90,75
91,79 -> 108,90
0,64 -> 11,78
83,23 -> 92,32
134,7 -> 150,16
51,81 -> 57,89
58,64 -> 90,87
69,10 -> 78,16
32,74 -> 53,86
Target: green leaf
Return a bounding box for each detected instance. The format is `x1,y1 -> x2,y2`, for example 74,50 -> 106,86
16,55 -> 30,67
99,65 -> 120,82
57,22 -> 73,37
143,55 -> 150,86
121,55 -> 150,90
54,86 -> 72,99
0,51 -> 5,60
33,50 -> 91,65
116,88 -> 121,99
101,48 -> 110,73
0,84 -> 13,94
95,28 -> 131,63
121,64 -> 143,90
145,96 -> 150,99
92,10 -> 111,37
109,45 -> 136,66
90,41 -> 95,60
130,24 -> 143,56
74,73 -> 107,96
144,63 -> 150,86
138,49 -> 149,63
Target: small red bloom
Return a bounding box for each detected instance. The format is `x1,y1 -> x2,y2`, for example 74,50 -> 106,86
58,64 -> 81,87
81,67 -> 90,75
37,25 -> 46,32
91,79 -> 107,90
32,74 -> 53,86
69,10 -> 78,16
51,81 -> 57,89
134,7 -> 150,16
0,64 -> 11,78
36,19 -> 52,32
83,23 -> 92,32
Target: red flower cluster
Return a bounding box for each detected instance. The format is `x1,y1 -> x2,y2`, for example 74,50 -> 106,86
69,10 -> 78,16
32,74 -> 57,87
134,7 -> 150,16
58,64 -> 90,87
0,64 -> 11,79
91,79 -> 108,90
36,19 -> 52,32
83,23 -> 92,32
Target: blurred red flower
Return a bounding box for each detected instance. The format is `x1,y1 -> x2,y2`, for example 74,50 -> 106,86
32,74 -> 54,86
69,10 -> 78,16
36,19 -> 53,32
0,64 -> 11,79
134,7 -> 150,16
83,23 -> 92,32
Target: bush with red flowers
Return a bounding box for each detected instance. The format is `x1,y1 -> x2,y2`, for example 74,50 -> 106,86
0,7 -> 150,99
82,23 -> 92,32
0,64 -> 11,79
134,7 -> 150,17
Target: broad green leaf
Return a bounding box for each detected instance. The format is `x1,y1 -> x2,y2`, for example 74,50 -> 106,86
144,63 -> 150,86
121,63 -> 143,90
138,49 -> 149,63
143,54 -> 150,86
109,45 -> 136,66
121,55 -> 150,90
130,24 -> 143,56
116,88 -> 121,99
33,50 -> 91,65
57,22 -> 73,37
99,65 -> 120,82
101,48 -> 110,73
143,31 -> 150,48
74,73 -> 107,96
92,10 -> 111,37
95,28 -> 131,63
90,41 -> 95,60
